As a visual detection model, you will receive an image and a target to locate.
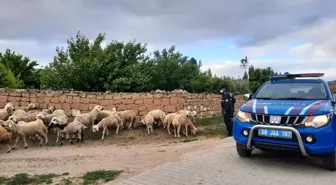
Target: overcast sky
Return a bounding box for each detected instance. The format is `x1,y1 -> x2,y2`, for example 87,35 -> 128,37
1,0 -> 336,81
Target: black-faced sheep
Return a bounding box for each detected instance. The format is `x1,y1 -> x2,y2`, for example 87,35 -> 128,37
5,114 -> 48,149
93,114 -> 122,140
146,109 -> 166,127
111,108 -> 135,130
141,113 -> 155,135
59,121 -> 87,145
0,103 -> 15,121
48,115 -> 68,143
73,105 -> 103,132
172,111 -> 198,138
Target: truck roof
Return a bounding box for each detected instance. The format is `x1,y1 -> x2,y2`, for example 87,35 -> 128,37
266,78 -> 327,84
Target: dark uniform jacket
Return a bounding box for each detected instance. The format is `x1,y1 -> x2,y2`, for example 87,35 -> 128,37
221,91 -> 235,113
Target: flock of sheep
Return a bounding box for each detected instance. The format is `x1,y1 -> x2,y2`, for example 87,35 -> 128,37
0,102 -> 199,153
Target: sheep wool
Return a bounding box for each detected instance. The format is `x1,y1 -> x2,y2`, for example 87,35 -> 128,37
59,121 -> 87,145
0,103 -> 15,121
93,114 -> 121,140
172,112 -> 198,138
111,109 -> 135,130
163,113 -> 178,135
0,125 -> 12,153
147,109 -> 166,127
74,105 -> 103,132
7,115 -> 48,150
48,115 -> 68,143
141,113 -> 155,135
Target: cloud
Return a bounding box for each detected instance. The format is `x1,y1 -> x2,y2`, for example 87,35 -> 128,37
0,0 -> 335,81
203,18 -> 336,81
1,0 -> 335,45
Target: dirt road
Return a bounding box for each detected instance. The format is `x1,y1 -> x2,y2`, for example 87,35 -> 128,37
0,126 -> 225,181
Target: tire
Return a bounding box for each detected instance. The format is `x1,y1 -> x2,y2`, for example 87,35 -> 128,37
236,142 -> 252,157
322,151 -> 336,171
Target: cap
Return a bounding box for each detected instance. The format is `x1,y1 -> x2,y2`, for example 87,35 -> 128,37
221,84 -> 228,89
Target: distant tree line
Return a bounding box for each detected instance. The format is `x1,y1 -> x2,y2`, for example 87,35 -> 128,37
0,31 -> 282,95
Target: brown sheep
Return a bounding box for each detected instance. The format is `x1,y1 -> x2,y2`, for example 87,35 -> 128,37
0,122 -> 13,153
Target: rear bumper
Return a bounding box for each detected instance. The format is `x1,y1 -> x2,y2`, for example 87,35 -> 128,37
233,118 -> 336,156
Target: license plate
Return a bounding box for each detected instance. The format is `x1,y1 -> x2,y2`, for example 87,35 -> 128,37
258,129 -> 292,139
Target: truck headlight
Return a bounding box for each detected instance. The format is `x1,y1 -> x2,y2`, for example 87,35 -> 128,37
237,110 -> 250,122
305,114 -> 331,128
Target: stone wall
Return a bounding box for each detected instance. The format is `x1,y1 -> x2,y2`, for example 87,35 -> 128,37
0,88 -> 246,119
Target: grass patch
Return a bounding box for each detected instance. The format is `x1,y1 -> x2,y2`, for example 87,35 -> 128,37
196,116 -> 223,126
0,173 -> 58,185
61,179 -> 74,185
82,170 -> 122,185
0,170 -> 122,185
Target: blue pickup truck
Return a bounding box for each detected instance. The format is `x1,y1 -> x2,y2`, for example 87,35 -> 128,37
233,73 -> 336,170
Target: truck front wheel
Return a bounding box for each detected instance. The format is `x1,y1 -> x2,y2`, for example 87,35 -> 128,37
236,142 -> 252,157
322,151 -> 336,171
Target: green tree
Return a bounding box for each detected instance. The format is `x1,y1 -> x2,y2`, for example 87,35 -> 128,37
248,65 -> 275,93
240,56 -> 249,80
0,49 -> 40,88
41,31 -> 152,92
0,63 -> 22,88
39,31 -> 254,94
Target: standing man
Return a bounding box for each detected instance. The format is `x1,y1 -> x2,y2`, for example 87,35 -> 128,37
220,85 -> 234,136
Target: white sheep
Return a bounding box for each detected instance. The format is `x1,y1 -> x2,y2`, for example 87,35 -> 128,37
73,105 -> 103,132
176,109 -> 197,135
11,103 -> 36,117
164,113 -> 178,135
146,109 -> 166,127
27,106 -> 55,114
177,109 -> 197,125
111,108 -> 135,130
52,109 -> 66,116
93,114 -> 122,140
0,103 -> 15,121
141,113 -> 155,135
21,103 -> 37,112
6,114 -> 48,149
172,111 -> 198,138
48,115 -> 68,143
9,111 -> 48,124
59,121 -> 87,145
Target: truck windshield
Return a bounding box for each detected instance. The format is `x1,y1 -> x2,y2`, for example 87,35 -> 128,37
255,82 -> 328,100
